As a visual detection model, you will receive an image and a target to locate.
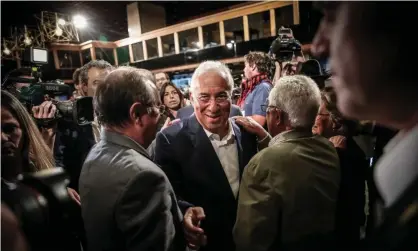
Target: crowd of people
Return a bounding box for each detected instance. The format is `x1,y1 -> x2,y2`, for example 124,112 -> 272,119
2,2 -> 418,251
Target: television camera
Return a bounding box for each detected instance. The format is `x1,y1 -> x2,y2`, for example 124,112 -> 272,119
1,47 -> 94,126
269,26 -> 302,62
1,168 -> 86,251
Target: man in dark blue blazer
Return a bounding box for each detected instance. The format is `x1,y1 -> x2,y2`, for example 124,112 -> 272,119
176,104 -> 243,119
154,61 -> 259,251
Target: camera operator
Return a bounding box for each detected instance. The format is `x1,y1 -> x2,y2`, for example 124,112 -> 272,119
1,90 -> 80,204
32,60 -> 113,191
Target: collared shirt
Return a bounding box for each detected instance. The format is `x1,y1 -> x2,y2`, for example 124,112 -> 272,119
91,116 -> 101,143
203,122 -> 240,197
374,124 -> 418,207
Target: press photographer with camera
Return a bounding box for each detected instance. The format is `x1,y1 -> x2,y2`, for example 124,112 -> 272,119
31,60 -> 113,191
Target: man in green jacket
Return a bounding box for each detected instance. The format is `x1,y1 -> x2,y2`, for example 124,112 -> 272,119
233,75 -> 340,251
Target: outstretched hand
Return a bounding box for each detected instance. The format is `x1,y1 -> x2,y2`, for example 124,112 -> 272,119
183,207 -> 207,249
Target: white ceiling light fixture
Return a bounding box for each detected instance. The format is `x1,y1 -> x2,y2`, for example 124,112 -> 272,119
73,15 -> 87,29
24,36 -> 32,45
3,47 -> 11,55
58,18 -> 66,26
55,27 -> 63,36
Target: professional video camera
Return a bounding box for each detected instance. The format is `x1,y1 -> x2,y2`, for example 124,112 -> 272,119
1,168 -> 85,251
1,47 -> 94,126
269,26 -> 302,62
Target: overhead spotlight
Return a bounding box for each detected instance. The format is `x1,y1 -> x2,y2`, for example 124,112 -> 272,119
24,37 -> 32,46
73,15 -> 87,29
3,48 -> 11,55
55,27 -> 63,36
58,18 -> 66,26
227,43 -> 233,49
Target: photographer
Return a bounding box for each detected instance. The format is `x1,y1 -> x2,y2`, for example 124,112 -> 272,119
1,90 -> 80,204
32,60 -> 113,191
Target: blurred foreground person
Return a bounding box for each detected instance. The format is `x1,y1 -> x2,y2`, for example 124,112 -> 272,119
79,67 -> 185,251
233,75 -> 340,251
1,203 -> 28,251
312,2 -> 418,250
155,61 -> 259,251
314,86 -> 368,247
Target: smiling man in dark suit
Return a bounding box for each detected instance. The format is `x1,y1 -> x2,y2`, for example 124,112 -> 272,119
154,61 -> 263,251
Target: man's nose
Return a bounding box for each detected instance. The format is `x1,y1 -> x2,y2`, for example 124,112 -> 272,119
207,98 -> 220,112
311,21 -> 330,58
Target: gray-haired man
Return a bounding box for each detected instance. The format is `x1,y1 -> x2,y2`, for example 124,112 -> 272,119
79,67 -> 185,251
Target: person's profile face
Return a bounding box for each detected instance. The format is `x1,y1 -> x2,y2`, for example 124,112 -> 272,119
87,68 -> 110,97
155,73 -> 169,90
243,61 -> 254,79
1,106 -> 23,159
192,72 -> 231,135
311,2 -> 393,121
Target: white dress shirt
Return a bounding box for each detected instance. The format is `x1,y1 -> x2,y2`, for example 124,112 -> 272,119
203,122 -> 240,198
374,124 -> 418,207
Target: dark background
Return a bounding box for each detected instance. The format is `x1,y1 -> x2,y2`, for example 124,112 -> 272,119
1,1 -> 249,42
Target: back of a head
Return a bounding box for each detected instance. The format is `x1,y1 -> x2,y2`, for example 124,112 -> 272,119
244,51 -> 274,76
269,75 -> 321,128
190,61 -> 234,97
94,67 -> 159,127
138,68 -> 157,84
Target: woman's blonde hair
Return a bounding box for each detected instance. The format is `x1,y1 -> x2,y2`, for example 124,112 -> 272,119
1,91 -> 55,172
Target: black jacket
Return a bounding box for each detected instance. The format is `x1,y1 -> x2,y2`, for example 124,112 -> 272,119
154,115 -> 257,251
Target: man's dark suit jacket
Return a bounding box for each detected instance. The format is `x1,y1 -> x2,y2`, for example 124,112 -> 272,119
176,104 -> 242,120
154,115 -> 258,251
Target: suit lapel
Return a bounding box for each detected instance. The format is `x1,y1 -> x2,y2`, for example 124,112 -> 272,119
231,121 -> 245,176
187,116 -> 236,201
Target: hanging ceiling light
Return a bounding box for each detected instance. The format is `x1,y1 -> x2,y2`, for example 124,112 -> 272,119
58,18 -> 66,26
3,47 -> 11,55
55,27 -> 63,36
23,25 -> 32,46
73,15 -> 87,29
24,36 -> 32,45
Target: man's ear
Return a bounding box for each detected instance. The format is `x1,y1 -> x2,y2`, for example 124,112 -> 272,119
189,93 -> 194,103
276,109 -> 283,126
129,102 -> 144,125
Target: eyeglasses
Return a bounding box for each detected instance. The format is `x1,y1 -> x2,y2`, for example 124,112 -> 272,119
261,105 -> 279,112
197,94 -> 230,104
146,105 -> 166,115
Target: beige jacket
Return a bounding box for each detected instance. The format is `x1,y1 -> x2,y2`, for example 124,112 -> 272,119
234,129 -> 340,251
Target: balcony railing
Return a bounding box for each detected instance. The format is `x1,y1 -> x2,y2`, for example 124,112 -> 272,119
49,1 -> 304,73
